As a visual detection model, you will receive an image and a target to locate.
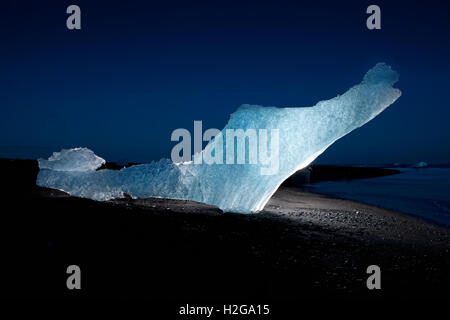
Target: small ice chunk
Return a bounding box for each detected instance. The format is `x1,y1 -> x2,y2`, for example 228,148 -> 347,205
412,161 -> 428,168
38,148 -> 105,172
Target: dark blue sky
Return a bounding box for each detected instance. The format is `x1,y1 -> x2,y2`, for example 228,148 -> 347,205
1,0 -> 450,164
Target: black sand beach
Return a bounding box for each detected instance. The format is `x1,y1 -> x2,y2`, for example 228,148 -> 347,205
0,159 -> 449,306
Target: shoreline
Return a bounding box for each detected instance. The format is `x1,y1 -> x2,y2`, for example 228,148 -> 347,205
108,184 -> 450,247
263,187 -> 450,247
302,186 -> 450,230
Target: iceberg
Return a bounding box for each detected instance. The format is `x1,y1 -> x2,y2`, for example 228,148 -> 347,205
37,63 -> 401,213
412,161 -> 428,168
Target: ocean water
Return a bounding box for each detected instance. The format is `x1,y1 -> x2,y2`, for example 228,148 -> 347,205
305,167 -> 450,227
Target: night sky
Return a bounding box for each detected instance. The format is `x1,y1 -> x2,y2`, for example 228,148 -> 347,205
1,0 -> 450,164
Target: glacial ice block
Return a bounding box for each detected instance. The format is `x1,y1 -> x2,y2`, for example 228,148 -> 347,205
38,148 -> 105,172
36,63 -> 401,213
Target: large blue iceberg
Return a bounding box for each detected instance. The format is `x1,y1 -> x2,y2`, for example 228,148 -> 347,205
37,63 -> 401,213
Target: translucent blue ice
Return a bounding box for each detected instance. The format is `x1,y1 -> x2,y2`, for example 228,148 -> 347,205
36,63 -> 401,213
38,148 -> 105,172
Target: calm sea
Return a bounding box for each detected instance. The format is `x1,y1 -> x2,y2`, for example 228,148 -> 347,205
305,167 -> 450,227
